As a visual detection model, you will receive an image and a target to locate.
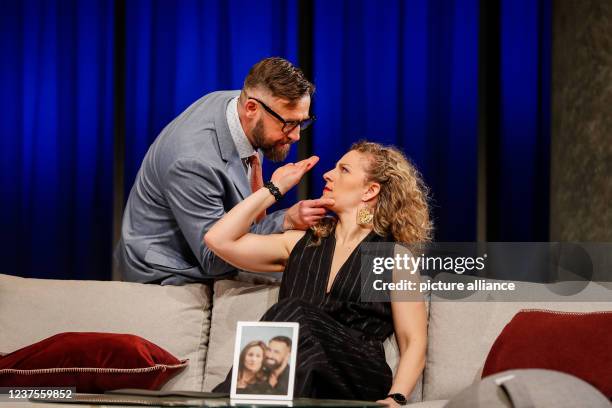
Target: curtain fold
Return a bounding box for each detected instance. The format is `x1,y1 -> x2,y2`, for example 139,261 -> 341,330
312,0 -> 479,241
0,0 -> 114,279
495,0 -> 551,241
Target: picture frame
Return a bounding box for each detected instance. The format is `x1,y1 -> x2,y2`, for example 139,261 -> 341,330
230,321 -> 299,401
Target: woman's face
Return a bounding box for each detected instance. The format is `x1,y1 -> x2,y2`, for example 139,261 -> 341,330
322,150 -> 373,212
243,345 -> 264,373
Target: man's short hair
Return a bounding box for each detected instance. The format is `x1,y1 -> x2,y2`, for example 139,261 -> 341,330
243,57 -> 315,104
269,335 -> 292,349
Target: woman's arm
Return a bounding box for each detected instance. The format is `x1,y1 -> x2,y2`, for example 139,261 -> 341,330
385,299 -> 427,400
205,187 -> 304,272
378,245 -> 428,407
204,156 -> 330,273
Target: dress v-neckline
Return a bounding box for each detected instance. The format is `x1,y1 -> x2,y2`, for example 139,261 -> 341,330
324,229 -> 374,296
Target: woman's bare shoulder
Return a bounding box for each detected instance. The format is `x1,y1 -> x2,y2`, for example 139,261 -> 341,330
280,229 -> 308,254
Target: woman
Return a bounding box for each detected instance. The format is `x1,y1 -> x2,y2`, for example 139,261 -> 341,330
208,142 -> 431,406
236,341 -> 271,393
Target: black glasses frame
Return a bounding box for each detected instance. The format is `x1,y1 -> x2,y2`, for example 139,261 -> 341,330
247,96 -> 315,134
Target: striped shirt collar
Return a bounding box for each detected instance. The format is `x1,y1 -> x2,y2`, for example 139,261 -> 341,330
226,96 -> 256,160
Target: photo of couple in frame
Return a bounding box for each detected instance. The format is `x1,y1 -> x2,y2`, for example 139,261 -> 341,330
230,322 -> 299,401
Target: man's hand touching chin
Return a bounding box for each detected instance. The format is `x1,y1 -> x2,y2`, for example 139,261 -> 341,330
283,197 -> 335,230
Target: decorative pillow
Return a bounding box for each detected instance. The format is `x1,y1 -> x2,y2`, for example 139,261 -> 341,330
0,332 -> 188,393
482,309 -> 612,398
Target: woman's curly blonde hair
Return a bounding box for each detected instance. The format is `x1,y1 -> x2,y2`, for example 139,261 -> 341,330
310,141 -> 432,245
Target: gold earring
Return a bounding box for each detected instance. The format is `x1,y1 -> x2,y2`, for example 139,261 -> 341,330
357,205 -> 374,225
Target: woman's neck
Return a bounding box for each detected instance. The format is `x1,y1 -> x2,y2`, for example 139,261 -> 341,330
335,212 -> 372,245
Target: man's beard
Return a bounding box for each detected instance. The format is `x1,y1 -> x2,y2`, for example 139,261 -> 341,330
264,358 -> 281,370
252,119 -> 291,162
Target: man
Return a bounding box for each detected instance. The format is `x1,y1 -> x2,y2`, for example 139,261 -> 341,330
264,336 -> 292,395
116,57 -> 330,284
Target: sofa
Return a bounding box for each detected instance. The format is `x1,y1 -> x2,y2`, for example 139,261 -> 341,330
1,272 -> 610,407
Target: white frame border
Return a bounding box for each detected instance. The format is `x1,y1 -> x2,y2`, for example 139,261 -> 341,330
230,321 -> 299,401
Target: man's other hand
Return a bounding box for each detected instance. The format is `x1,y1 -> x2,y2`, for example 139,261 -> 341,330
283,198 -> 335,230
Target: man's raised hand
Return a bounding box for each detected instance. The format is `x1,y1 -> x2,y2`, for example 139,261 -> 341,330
271,156 -> 319,195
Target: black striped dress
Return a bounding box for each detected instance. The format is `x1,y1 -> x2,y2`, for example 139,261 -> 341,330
214,228 -> 395,400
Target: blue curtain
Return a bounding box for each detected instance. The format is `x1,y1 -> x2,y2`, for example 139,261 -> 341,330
124,0 -> 299,207
1,0 -> 551,280
311,0 -> 550,241
496,0 -> 551,240
0,0 -> 114,279
312,0 -> 480,241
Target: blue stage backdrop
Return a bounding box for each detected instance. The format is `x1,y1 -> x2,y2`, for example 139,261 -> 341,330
0,0 -> 551,279
496,0 -> 551,241
312,0 -> 479,241
0,0 -> 114,279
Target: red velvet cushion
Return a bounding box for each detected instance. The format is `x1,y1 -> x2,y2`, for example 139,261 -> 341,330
482,309 -> 612,398
0,332 -> 188,393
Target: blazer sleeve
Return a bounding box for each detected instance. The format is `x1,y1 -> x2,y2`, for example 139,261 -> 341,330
165,158 -> 286,277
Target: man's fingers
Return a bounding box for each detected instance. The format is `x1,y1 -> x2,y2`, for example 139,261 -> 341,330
305,156 -> 319,170
296,155 -> 319,169
308,197 -> 335,207
306,216 -> 325,225
304,207 -> 327,216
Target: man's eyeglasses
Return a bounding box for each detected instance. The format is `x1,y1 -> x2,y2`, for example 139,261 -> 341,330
248,97 -> 315,134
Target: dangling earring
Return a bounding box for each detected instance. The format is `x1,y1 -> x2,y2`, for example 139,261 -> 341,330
357,204 -> 374,225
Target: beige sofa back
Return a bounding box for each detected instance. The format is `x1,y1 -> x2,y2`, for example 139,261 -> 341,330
0,274 -> 212,391
2,273 -> 609,403
423,281 -> 612,400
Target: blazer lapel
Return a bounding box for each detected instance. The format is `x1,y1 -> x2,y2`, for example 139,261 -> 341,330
226,156 -> 251,199
214,93 -> 251,200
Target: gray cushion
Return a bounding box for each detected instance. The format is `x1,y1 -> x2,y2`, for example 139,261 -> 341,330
444,369 -> 610,407
203,279 -> 280,391
0,274 -> 212,391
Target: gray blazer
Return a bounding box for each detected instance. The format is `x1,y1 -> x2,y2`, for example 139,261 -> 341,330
116,91 -> 286,284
